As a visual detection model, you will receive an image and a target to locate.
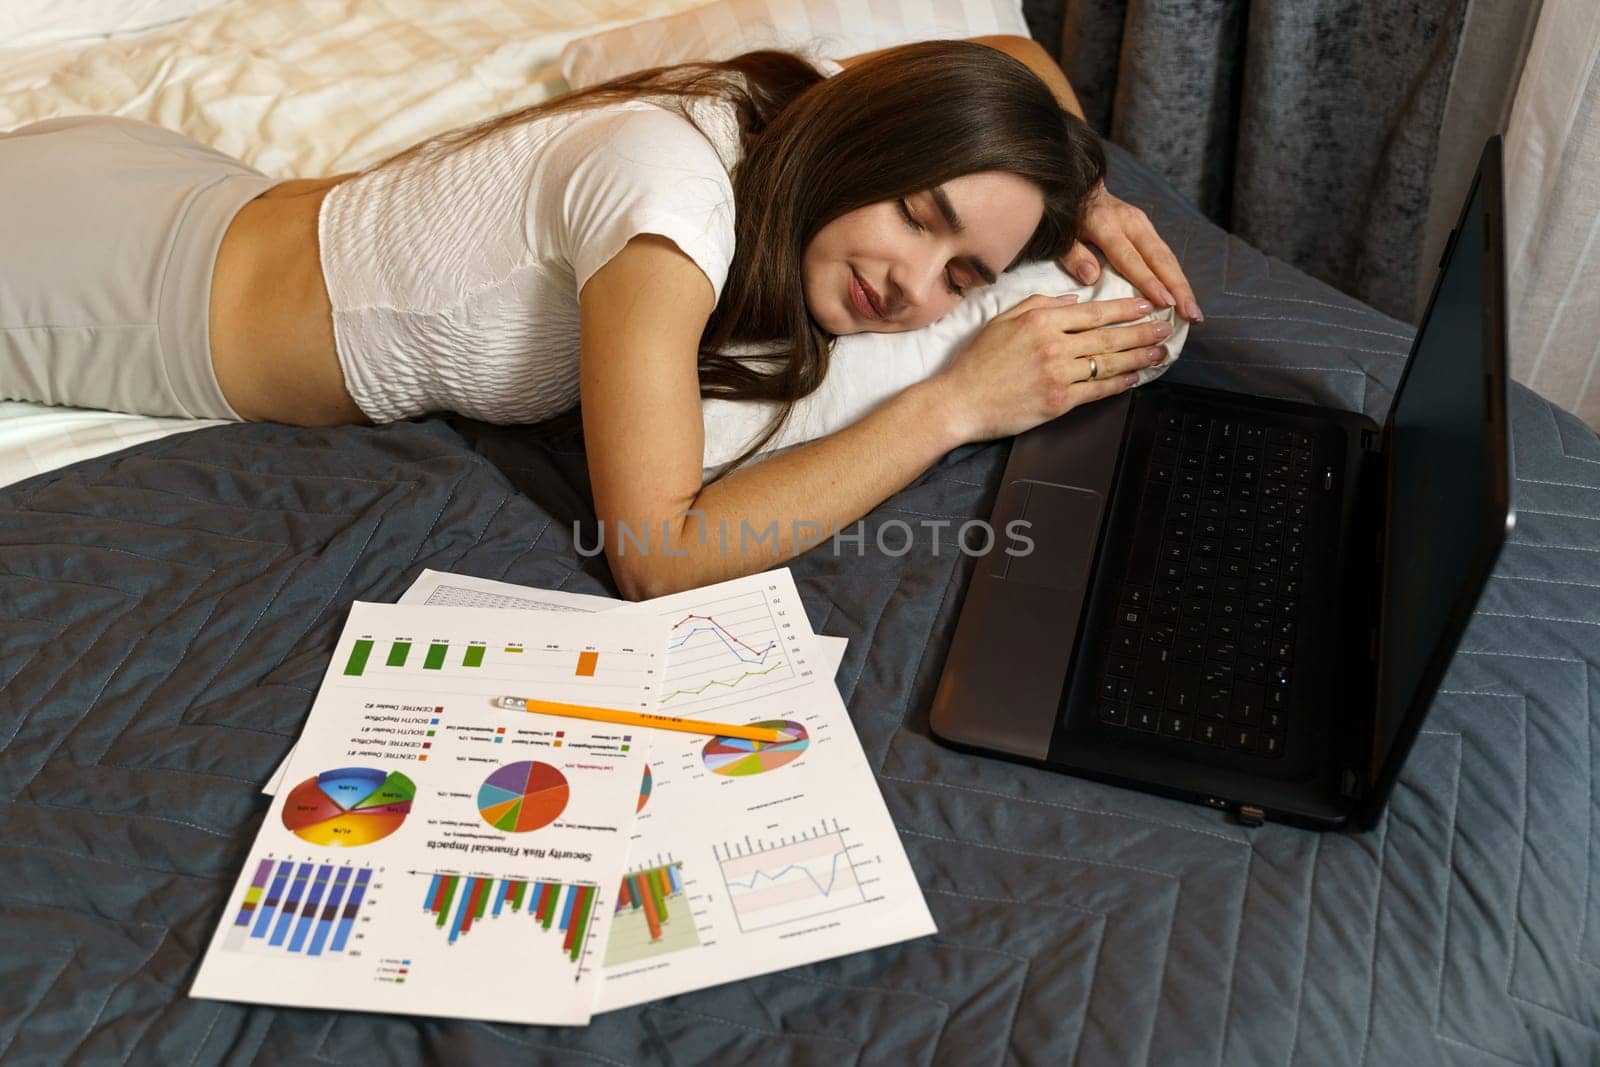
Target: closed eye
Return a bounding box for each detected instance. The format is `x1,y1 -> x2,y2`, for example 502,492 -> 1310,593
897,197 -> 966,297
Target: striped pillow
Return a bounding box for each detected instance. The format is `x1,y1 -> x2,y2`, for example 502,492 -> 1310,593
560,0 -> 1029,89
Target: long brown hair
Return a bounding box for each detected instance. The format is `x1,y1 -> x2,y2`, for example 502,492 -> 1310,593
363,40 -> 1106,481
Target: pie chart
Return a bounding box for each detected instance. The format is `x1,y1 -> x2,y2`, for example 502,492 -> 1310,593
477,761 -> 570,833
282,767 -> 415,847
637,764 -> 653,813
701,720 -> 809,777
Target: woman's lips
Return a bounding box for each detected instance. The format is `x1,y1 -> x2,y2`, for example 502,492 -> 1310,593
850,269 -> 884,321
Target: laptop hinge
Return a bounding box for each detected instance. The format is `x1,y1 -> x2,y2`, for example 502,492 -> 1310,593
1341,768 -> 1364,799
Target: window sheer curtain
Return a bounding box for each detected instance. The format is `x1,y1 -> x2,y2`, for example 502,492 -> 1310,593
1055,0 -> 1536,328
1500,0 -> 1600,430
1051,0 -> 1600,431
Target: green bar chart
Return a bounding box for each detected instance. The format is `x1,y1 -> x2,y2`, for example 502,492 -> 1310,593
344,640 -> 373,676
337,632 -> 638,683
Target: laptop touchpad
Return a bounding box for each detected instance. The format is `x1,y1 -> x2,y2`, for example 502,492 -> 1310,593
993,481 -> 1104,592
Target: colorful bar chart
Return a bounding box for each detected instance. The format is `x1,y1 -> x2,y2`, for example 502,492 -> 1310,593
624,864 -> 678,940
225,857 -> 374,957
463,644 -> 485,667
420,873 -> 598,962
603,860 -> 701,967
575,651 -> 598,676
424,642 -> 448,670
387,640 -> 411,667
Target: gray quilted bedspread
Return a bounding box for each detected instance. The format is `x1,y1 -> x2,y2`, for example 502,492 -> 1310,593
2,142 -> 1597,1065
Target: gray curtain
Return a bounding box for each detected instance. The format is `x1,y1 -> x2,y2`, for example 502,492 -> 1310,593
1025,0 -> 1541,325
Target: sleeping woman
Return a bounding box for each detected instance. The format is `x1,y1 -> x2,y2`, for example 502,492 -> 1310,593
0,35 -> 1199,599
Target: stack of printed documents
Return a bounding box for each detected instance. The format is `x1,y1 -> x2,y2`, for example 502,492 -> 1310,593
190,568 -> 935,1025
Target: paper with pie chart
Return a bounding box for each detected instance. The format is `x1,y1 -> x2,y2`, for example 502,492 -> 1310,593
382,567 -> 937,1012
477,760 -> 569,832
282,767 -> 415,846
701,719 -> 810,776
193,601 -> 661,1026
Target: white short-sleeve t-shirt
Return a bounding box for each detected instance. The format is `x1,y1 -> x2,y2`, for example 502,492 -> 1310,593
317,57 -> 843,425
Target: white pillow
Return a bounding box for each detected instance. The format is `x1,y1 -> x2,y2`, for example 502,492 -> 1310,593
560,0 -> 1030,89
0,0 -> 231,50
699,261 -> 1188,480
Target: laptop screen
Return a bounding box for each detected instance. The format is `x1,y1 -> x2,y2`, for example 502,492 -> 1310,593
1370,152 -> 1509,788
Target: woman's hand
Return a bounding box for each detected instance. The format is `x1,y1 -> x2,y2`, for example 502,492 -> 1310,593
1057,181 -> 1203,324
932,292 -> 1173,443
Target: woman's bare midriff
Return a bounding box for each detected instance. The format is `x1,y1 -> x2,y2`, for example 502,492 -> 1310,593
209,173 -> 369,425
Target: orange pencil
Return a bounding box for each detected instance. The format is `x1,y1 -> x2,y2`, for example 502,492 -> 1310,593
493,696 -> 789,744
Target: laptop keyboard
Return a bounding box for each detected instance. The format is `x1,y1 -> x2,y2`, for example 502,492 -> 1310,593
1096,410 -> 1324,758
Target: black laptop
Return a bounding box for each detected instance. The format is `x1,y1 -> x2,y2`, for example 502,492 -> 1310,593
929,134 -> 1513,831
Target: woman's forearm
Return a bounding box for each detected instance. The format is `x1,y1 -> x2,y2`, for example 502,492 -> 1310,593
618,379 -> 969,598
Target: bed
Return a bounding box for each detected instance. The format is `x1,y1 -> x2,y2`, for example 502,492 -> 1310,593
3,1 -> 1599,1063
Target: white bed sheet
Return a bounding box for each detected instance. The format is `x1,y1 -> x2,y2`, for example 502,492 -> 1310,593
0,403 -> 226,489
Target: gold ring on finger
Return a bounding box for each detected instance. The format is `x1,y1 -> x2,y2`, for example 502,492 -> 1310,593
1087,355 -> 1099,380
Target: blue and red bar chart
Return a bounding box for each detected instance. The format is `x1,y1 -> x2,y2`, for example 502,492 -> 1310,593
420,873 -> 597,962
224,858 -> 374,957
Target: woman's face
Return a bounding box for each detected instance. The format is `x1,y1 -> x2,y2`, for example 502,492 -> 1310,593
801,171 -> 1045,335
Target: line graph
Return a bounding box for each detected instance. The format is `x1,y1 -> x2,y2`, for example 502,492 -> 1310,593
713,818 -> 871,931
669,612 -> 777,662
656,588 -> 810,713
658,659 -> 787,704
